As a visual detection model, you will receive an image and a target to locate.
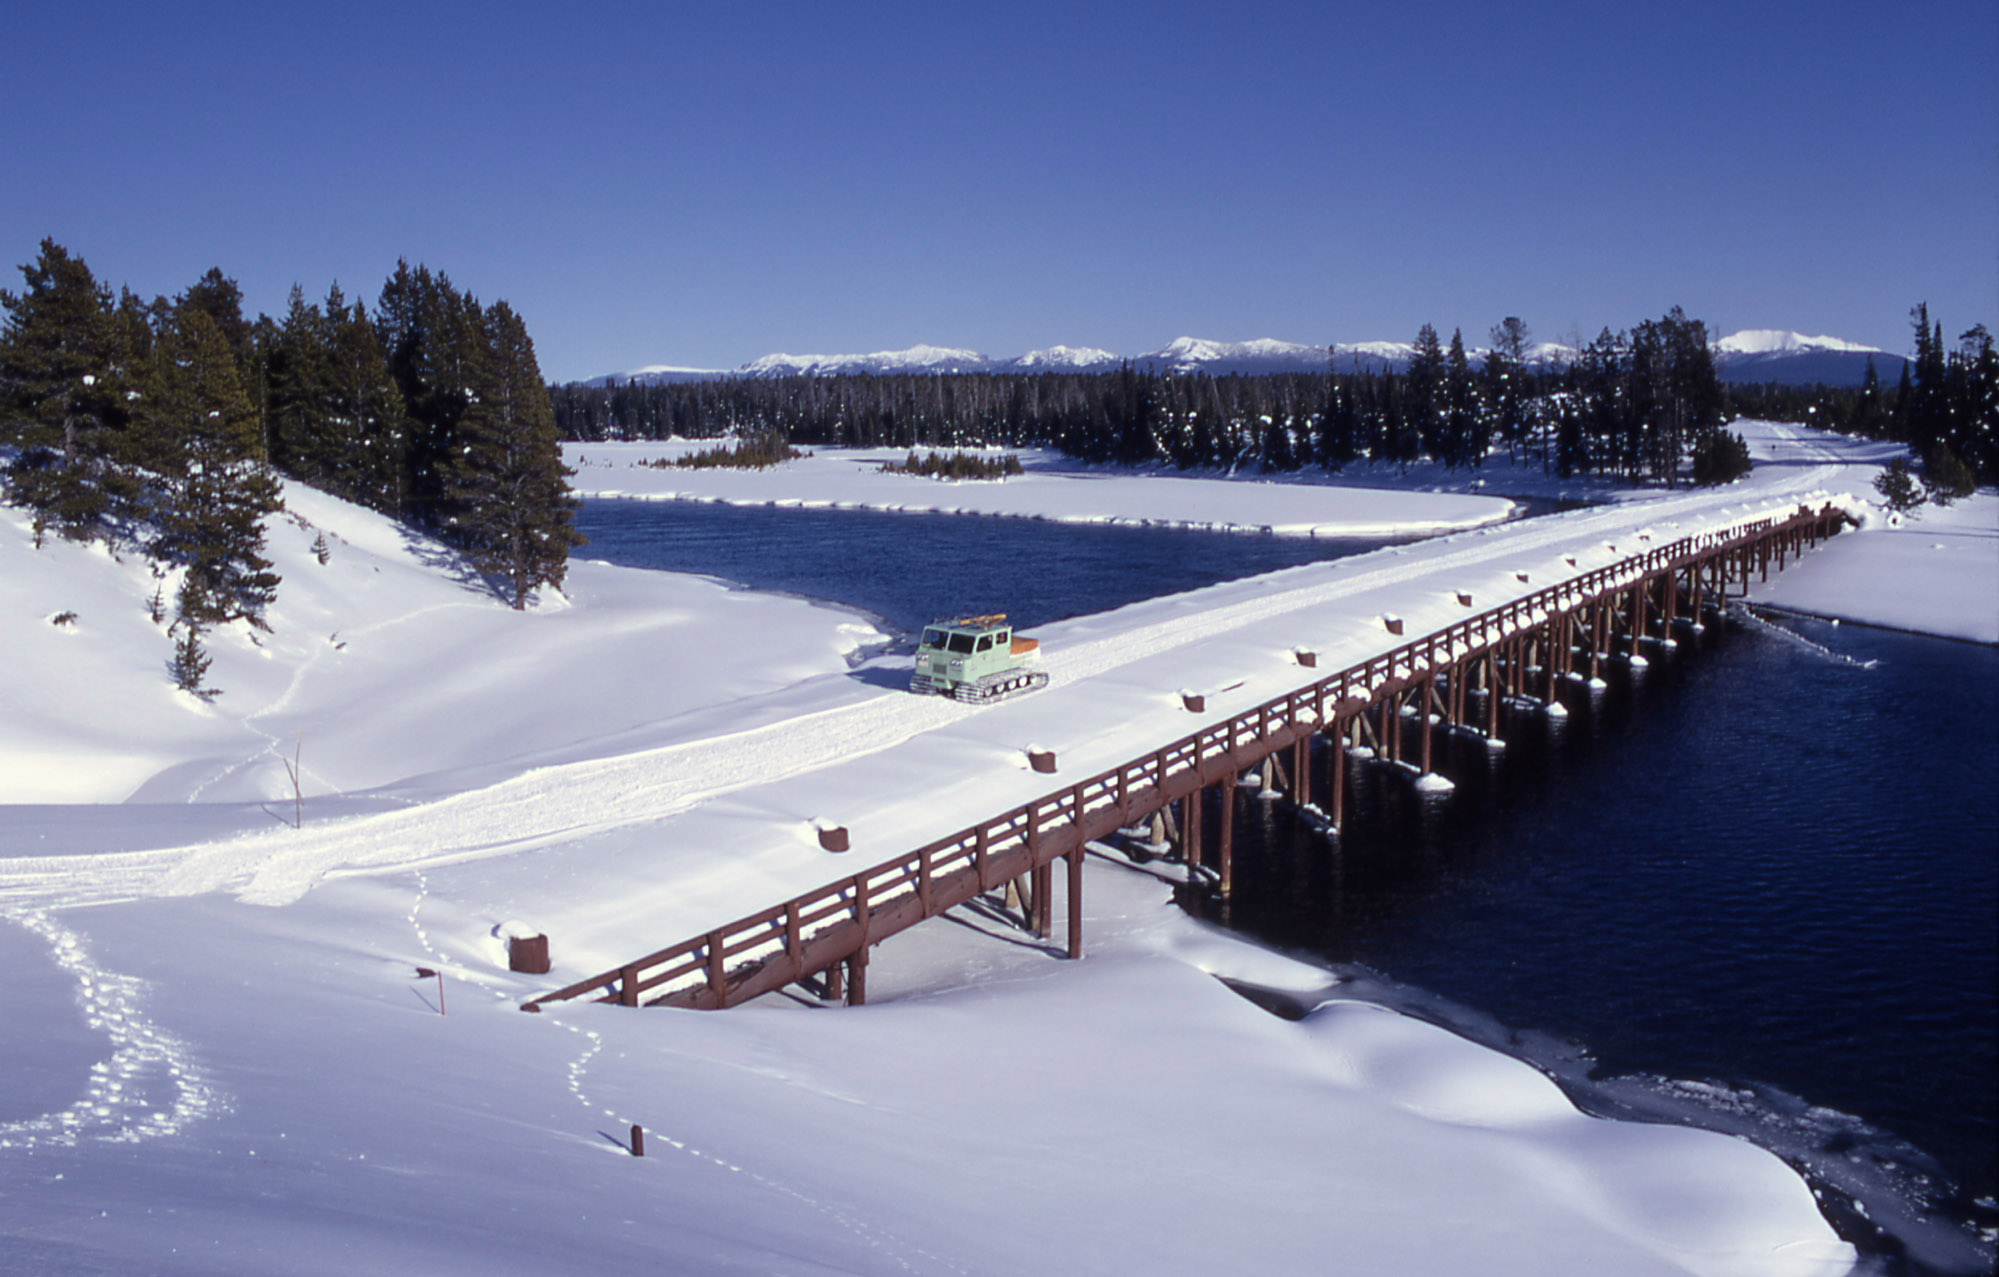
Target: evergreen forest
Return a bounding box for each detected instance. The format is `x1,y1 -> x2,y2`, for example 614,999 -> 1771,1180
0,239 -> 580,687
555,307 -> 1998,491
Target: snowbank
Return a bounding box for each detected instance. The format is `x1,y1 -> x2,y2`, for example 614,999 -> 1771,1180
567,441 -> 1517,537
0,481 -> 885,805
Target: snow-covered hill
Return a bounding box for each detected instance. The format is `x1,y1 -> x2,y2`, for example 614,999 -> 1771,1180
0,484 -> 881,805
591,328 -> 1901,387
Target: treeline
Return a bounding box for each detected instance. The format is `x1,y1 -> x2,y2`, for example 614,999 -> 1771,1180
1724,306 -> 1996,483
553,309 -> 1740,486
1,241 -> 578,653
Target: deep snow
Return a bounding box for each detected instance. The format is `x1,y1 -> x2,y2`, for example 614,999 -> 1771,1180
4,419 -> 1992,1274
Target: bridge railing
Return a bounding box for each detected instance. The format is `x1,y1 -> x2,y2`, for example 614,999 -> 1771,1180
524,504 -> 1838,1011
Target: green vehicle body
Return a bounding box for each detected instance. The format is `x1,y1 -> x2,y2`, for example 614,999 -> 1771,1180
909,614 -> 1049,703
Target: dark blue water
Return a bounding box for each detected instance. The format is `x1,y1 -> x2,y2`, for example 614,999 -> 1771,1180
574,500 -> 1393,636
575,498 -> 1999,1272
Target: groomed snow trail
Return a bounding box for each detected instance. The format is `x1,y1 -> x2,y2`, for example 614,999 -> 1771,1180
0,481 -> 1843,915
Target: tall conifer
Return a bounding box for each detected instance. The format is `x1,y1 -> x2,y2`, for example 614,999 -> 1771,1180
142,308 -> 282,626
0,240 -> 126,539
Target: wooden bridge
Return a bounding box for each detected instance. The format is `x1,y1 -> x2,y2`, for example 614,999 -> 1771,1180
522,503 -> 1846,1014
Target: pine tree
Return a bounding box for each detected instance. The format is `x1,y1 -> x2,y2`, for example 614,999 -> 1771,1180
1873,456 -> 1925,514
439,301 -> 580,608
1443,328 -> 1478,468
325,293 -> 414,512
178,268 -> 253,374
170,618 -> 216,697
1485,317 -> 1530,464
265,285 -> 332,482
0,239 -> 127,540
142,307 -> 283,627
1405,324 -> 1444,458
1852,357 -> 1885,436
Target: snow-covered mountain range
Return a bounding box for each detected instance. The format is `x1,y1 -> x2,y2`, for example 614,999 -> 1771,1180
587,330 -> 1903,388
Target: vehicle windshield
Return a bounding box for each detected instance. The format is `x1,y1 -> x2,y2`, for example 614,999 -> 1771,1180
921,628 -> 946,649
947,633 -> 976,654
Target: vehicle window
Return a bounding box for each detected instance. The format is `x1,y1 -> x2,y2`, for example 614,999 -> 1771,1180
997,631 -> 1009,645
922,628 -> 945,649
948,634 -> 975,654
976,635 -> 993,652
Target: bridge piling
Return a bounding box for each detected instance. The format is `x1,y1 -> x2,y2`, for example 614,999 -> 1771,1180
1218,775 -> 1236,896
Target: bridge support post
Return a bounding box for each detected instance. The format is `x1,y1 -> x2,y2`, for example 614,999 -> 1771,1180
1487,651 -> 1502,736
1218,775 -> 1235,896
1419,676 -> 1435,775
1034,861 -> 1053,939
1067,847 -> 1084,960
1186,790 -> 1203,879
1329,723 -> 1346,832
846,948 -> 867,1006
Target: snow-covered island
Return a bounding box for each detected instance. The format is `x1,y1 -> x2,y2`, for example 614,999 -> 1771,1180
4,420 -> 1993,1273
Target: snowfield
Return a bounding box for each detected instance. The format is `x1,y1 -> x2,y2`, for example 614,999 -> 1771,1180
570,440 -> 1519,537
4,419 -> 1993,1274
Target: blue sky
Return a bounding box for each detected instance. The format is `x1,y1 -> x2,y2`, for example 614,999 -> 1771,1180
3,0 -> 1992,381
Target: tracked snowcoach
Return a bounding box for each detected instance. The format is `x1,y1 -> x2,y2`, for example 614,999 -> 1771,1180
909,614 -> 1048,703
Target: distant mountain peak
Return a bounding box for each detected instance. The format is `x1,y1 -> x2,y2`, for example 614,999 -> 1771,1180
588,326 -> 1899,389
1714,329 -> 1883,357
739,345 -> 992,376
1016,344 -> 1120,368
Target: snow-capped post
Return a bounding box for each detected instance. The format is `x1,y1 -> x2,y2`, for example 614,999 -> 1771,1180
1514,571 -> 1531,584
1382,615 -> 1404,636
630,1124 -> 644,1158
815,822 -> 849,853
1027,746 -> 1057,774
1456,591 -> 1474,608
501,921 -> 550,974
1294,649 -> 1317,668
1180,689 -> 1205,713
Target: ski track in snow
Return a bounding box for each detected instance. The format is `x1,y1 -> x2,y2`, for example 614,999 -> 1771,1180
0,484 -> 1842,916
0,909 -> 224,1153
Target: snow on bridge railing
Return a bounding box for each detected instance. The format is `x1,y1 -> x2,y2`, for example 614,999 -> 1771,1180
522,504 -> 1842,1012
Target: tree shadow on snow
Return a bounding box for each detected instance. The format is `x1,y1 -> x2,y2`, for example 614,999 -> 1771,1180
394,523 -> 514,604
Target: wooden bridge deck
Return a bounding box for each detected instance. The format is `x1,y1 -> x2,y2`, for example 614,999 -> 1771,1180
522,503 -> 1845,1014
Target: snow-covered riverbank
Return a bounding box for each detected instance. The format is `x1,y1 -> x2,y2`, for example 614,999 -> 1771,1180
6,421 -> 1991,1273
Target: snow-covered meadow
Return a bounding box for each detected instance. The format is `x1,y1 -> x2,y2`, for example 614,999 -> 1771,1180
4,419 -> 1993,1273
